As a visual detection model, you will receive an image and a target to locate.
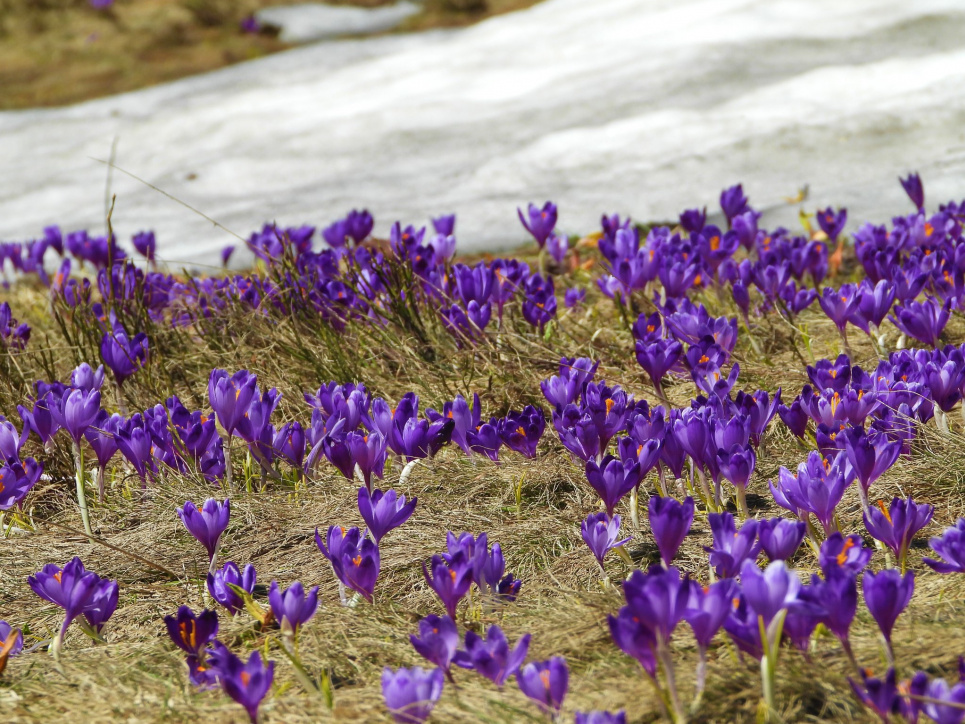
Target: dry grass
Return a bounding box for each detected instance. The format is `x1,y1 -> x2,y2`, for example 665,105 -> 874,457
0,0 -> 544,110
0,232 -> 964,724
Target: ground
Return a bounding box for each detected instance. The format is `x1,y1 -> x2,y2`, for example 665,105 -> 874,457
0,0 -> 543,110
0,216 -> 964,723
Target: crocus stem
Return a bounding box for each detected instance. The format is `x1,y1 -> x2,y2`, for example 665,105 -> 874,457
337,581 -> 347,606
695,468 -> 713,512
839,326 -> 852,359
658,467 -> 668,497
279,636 -> 320,693
759,611 -> 786,723
691,647 -> 708,714
399,459 -> 419,487
630,486 -> 640,531
840,637 -> 860,676
72,440 -> 93,537
224,438 -> 233,490
96,465 -> 106,505
209,537 -> 222,577
881,633 -> 895,668
50,625 -> 65,661
736,486 -> 749,520
113,378 -> 129,416
643,669 -> 674,723
658,643 -> 688,724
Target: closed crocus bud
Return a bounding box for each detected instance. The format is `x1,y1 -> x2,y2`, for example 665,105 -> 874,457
206,562 -> 257,616
423,554 -> 472,620
517,656 -> 569,715
900,172 -> 925,211
863,569 -> 914,655
382,666 -> 444,724
54,388 -> 101,443
757,518 -> 806,562
648,495 -> 694,566
177,498 -> 230,563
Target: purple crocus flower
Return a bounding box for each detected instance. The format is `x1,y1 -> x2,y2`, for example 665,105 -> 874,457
843,427 -> 901,510
70,363 -> 105,392
432,214 -> 456,236
214,648 -> 275,724
0,620 -> 23,661
207,369 -> 258,438
53,388 -> 101,443
272,421 -> 306,472
777,398 -> 809,438
521,273 -> 557,331
769,451 -> 852,535
575,712 -> 626,724
358,487 -> 417,543
177,498 -> 230,568
581,512 -> 630,568
164,606 -> 219,657
422,554 -> 472,620
925,518 -> 965,573
564,287 -> 586,308
900,172 -> 925,211
315,526 -> 381,602
0,459 -> 43,510
382,666 -> 444,724
518,201 -> 558,248
634,338 -> 683,400
410,615 -> 459,676
623,565 -> 690,644
807,568 -> 858,656
819,533 -> 873,577
757,518 -> 806,562
206,562 -> 257,616
817,207 -> 847,240
321,430 -> 387,491
648,495 -> 694,566
466,418 -> 501,461
890,298 -> 950,348
921,677 -> 965,724
739,559 -> 801,627
132,231 -> 156,262
863,497 -> 933,571
705,513 -> 760,578
517,657 -> 569,715
221,246 -> 235,267
497,405 -> 545,458
684,577 -> 736,651
608,605 -> 657,677
453,625 -> 530,686
720,184 -> 750,226
585,455 -> 641,516
849,666 -> 903,723
99,315 -> 148,385
863,569 -> 914,661
268,580 -> 319,636
83,577 -> 119,634
851,279 -> 896,333
27,557 -> 101,657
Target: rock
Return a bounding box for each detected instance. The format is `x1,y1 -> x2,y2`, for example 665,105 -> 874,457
256,2 -> 421,43
1,0 -> 965,265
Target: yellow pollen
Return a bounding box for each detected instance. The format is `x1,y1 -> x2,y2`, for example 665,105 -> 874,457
605,399 -> 615,415
54,571 -> 62,583
877,500 -> 893,524
836,537 -> 855,565
540,671 -> 551,688
241,671 -> 251,686
709,236 -> 720,251
699,355 -> 709,364
353,555 -> 362,566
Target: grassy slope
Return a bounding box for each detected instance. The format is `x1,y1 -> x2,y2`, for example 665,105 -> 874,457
0,228 -> 964,723
0,0 -> 543,110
